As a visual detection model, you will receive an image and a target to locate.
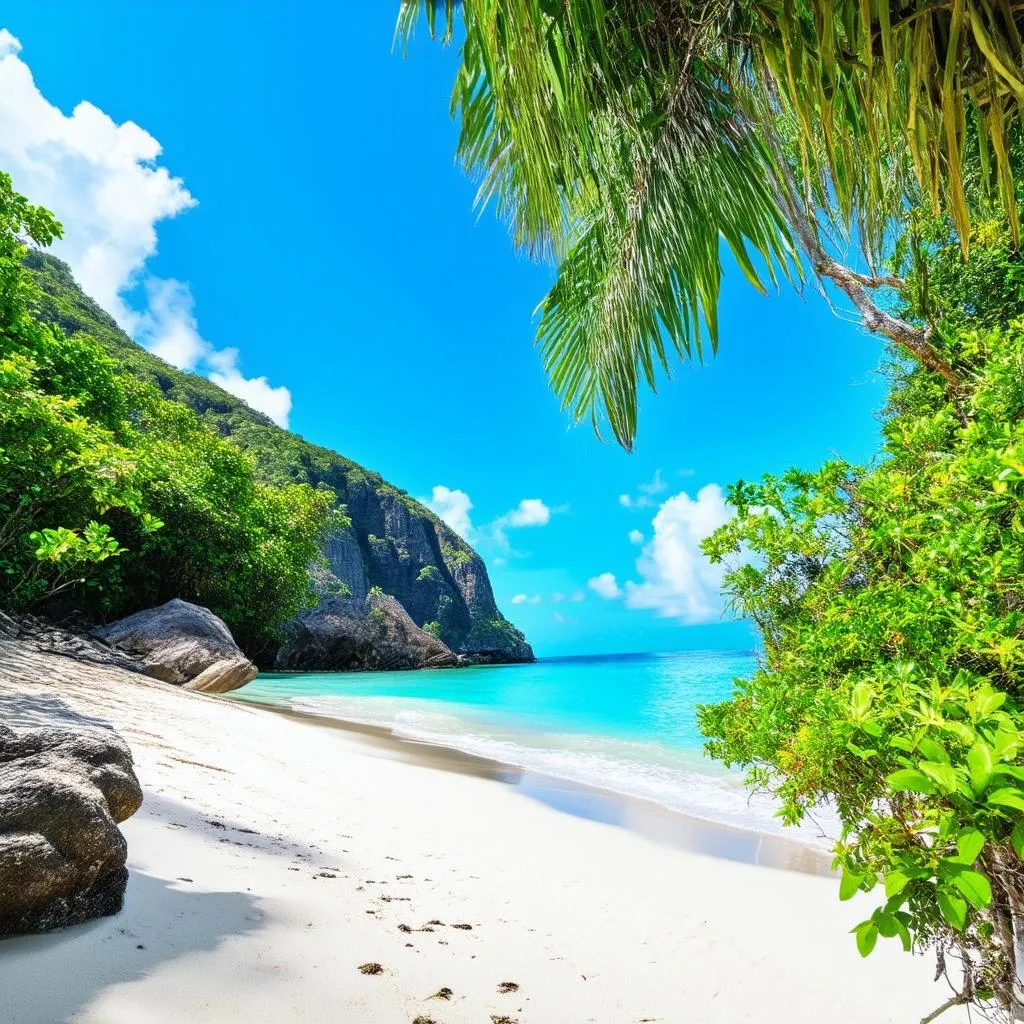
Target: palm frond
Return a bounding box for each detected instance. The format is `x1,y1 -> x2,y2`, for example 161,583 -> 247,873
750,0 -> 1024,251
397,0 -> 1024,447
400,0 -> 798,448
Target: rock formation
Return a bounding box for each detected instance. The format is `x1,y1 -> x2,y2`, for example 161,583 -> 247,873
92,599 -> 258,693
27,251 -> 534,670
0,610 -> 145,673
276,591 -> 460,671
0,722 -> 143,936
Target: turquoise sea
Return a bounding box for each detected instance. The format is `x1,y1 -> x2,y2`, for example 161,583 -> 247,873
234,650 -> 834,846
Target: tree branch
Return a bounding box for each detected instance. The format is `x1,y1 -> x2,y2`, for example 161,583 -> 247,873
783,192 -> 961,389
762,132 -> 962,389
919,992 -> 969,1024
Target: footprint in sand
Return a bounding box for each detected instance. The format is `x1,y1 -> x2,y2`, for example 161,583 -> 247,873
358,962 -> 384,976
497,982 -> 519,994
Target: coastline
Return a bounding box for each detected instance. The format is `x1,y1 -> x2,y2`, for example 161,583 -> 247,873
233,694 -> 833,877
0,653 -> 969,1023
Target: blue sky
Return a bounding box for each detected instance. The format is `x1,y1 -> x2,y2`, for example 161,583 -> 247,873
1,4 -> 887,656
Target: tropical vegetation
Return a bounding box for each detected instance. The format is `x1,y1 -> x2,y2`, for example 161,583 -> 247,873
0,173 -> 337,657
402,1 -> 1024,1017
400,0 -> 1022,446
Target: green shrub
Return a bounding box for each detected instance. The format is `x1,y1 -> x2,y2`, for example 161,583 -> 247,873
700,320 -> 1024,1015
0,173 -> 336,657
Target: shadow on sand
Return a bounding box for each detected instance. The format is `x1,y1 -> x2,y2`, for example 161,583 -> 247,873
0,692 -> 119,732
0,870 -> 263,1024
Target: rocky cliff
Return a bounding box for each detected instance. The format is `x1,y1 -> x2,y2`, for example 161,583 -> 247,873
26,252 -> 533,668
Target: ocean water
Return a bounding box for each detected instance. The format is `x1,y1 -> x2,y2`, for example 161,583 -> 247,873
233,650 -> 835,846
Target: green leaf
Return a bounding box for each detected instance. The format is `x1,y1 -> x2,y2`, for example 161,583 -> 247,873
937,889 -> 968,930
884,870 -> 911,899
951,869 -> 992,908
851,682 -> 873,719
942,721 -> 977,745
839,868 -> 864,901
955,829 -> 986,865
853,920 -> 878,957
1011,822 -> 1024,860
887,768 -> 936,795
918,737 -> 949,763
846,740 -> 878,759
987,787 -> 1024,812
973,687 -> 1007,718
920,761 -> 959,792
876,912 -> 899,938
991,729 -> 1020,761
967,741 -> 994,794
893,916 -> 912,952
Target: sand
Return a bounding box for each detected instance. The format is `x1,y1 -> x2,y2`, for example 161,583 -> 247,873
0,657 -> 970,1024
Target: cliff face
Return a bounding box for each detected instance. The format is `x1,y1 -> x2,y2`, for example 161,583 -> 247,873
26,251 -> 533,668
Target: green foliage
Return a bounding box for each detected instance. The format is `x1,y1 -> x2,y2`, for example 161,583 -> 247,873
440,541 -> 472,569
899,220 -> 1024,334
700,320 -> 1024,1015
422,620 -> 442,639
400,0 -> 796,449
417,564 -> 444,585
463,615 -> 527,653
24,250 -> 456,542
401,1 -> 1024,448
0,174 -> 336,656
23,249 -> 505,648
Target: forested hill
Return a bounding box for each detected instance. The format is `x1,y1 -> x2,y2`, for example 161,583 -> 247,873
25,250 -> 531,665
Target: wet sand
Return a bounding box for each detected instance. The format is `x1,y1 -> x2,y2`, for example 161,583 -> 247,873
236,695 -> 832,877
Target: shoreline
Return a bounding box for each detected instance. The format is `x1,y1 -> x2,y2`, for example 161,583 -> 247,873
0,644 -> 969,1023
231,693 -> 833,877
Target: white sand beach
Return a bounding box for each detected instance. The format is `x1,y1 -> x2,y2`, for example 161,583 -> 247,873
0,656 -> 969,1024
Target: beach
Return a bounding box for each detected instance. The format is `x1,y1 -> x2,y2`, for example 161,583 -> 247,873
0,650 -> 971,1024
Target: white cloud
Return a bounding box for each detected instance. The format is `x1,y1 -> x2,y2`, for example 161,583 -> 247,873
588,572 -> 622,600
506,498 -> 551,527
628,529 -> 645,545
492,497 -> 555,549
209,365 -> 293,428
570,589 -> 586,602
0,31 -> 291,426
511,593 -> 528,605
619,494 -> 633,508
624,484 -> 732,623
425,485 -> 474,540
551,592 -> 565,602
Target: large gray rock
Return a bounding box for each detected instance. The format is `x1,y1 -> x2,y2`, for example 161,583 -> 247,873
0,723 -> 143,937
0,610 -> 145,674
275,591 -> 460,671
93,599 -> 257,693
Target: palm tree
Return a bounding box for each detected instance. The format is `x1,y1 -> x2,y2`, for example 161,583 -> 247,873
397,0 -> 1023,449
